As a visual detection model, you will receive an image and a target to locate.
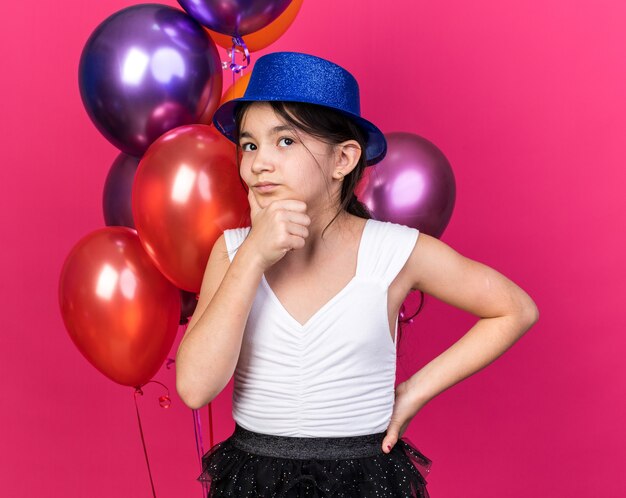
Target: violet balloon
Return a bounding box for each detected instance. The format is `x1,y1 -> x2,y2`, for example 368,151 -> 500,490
103,152 -> 140,229
178,0 -> 293,36
79,4 -> 222,157
357,132 -> 456,239
180,289 -> 199,324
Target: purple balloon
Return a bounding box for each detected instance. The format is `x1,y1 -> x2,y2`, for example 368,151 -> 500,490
179,289 -> 199,324
103,152 -> 140,229
357,132 -> 456,238
79,4 -> 222,157
178,0 -> 293,36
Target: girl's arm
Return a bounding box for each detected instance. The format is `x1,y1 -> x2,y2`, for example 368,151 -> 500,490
175,234 -> 264,409
403,232 -> 539,407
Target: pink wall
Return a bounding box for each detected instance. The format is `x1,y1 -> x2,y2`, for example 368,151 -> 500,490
2,0 -> 624,496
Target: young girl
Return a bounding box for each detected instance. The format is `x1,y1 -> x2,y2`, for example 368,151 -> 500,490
176,51 -> 539,497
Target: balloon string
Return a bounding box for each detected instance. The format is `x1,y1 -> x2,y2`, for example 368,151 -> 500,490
193,409 -> 210,496
193,409 -> 205,463
192,401 -> 215,495
228,36 -> 250,73
397,291 -> 426,345
208,399 -> 214,448
191,400 -> 216,495
131,380 -> 171,497
134,387 -> 158,498
400,290 -> 425,324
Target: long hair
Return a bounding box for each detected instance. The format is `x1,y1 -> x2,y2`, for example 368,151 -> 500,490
233,101 -> 373,237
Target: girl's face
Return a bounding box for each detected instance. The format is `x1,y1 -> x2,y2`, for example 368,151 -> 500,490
238,102 -> 337,212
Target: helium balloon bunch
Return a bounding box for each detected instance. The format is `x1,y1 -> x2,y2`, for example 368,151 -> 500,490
60,1 -> 303,393
59,1 -> 305,495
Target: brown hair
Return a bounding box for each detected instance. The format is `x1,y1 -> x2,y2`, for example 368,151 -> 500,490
233,100 -> 372,238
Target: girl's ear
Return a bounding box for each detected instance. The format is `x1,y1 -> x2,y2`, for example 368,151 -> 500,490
334,140 -> 361,178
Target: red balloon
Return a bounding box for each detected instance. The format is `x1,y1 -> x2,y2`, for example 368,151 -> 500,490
59,227 -> 181,387
133,124 -> 250,292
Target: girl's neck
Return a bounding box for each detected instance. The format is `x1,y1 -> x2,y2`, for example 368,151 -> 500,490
280,210 -> 359,268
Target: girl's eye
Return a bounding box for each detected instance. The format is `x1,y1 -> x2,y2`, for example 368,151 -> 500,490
241,138 -> 294,151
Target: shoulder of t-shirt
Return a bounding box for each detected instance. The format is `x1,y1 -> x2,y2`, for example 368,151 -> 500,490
367,218 -> 420,235
361,219 -> 420,286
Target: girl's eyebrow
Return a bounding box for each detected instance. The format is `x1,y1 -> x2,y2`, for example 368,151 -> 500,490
239,125 -> 295,140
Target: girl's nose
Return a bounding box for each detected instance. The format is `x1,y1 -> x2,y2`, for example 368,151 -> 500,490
250,146 -> 276,173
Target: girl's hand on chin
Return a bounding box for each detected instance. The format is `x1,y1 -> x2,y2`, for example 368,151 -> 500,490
246,187 -> 311,271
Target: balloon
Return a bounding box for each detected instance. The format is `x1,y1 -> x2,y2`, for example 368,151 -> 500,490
59,227 -> 181,387
79,4 -> 222,157
206,71 -> 250,124
132,124 -> 250,292
198,71 -> 251,125
220,72 -> 251,105
178,0 -> 293,37
356,132 -> 456,238
103,153 -> 140,229
205,0 -> 303,52
180,290 -> 199,324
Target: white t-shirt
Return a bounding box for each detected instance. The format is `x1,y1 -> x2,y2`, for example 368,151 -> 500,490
223,218 -> 420,437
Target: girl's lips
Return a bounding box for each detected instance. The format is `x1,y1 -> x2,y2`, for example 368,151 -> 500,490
254,184 -> 279,193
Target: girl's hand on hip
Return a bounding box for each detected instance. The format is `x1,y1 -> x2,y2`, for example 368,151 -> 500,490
382,381 -> 424,453
245,187 -> 311,271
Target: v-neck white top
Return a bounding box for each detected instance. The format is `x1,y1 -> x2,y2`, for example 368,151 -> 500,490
223,218 -> 420,437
